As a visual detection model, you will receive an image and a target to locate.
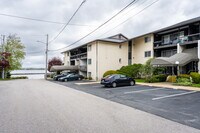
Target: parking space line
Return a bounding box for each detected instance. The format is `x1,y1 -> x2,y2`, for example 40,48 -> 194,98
92,85 -> 103,88
124,88 -> 165,94
152,91 -> 197,101
105,86 -> 141,91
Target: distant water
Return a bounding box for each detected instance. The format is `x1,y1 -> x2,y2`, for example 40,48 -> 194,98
11,70 -> 45,79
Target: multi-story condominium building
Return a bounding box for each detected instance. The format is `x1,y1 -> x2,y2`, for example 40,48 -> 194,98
60,34 -> 129,80
51,16 -> 200,80
151,17 -> 200,74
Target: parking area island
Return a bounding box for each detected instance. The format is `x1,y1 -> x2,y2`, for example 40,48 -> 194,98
0,79 -> 200,133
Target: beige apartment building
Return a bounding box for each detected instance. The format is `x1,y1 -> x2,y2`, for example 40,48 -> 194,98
55,33 -> 154,81
61,34 -> 132,80
51,16 -> 200,81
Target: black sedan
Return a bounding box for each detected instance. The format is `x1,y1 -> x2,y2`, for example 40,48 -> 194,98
101,74 -> 135,88
53,72 -> 76,81
58,74 -> 84,82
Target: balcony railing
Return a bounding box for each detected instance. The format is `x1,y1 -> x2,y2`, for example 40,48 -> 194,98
154,33 -> 200,47
70,53 -> 87,60
78,65 -> 87,71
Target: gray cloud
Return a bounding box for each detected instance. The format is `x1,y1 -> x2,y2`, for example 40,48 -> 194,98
0,0 -> 199,68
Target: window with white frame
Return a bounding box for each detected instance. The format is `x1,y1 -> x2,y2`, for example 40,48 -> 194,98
163,35 -> 170,44
144,51 -> 151,57
88,59 -> 92,65
88,45 -> 92,51
144,36 -> 151,43
88,72 -> 91,78
119,58 -> 122,63
119,44 -> 122,49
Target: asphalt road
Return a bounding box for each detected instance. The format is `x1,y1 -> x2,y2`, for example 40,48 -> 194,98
0,79 -> 200,133
51,80 -> 200,130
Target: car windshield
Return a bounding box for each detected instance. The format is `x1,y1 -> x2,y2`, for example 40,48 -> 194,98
104,75 -> 115,79
66,74 -> 73,77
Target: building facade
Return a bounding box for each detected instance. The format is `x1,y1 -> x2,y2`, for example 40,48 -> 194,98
57,16 -> 200,80
62,34 -> 128,80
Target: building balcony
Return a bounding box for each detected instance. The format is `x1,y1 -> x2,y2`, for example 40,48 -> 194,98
154,33 -> 200,49
78,65 -> 87,72
70,52 -> 87,60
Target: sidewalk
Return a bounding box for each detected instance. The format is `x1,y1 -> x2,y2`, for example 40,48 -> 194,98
137,82 -> 200,91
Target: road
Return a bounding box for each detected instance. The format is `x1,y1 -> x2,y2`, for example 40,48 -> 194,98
0,80 -> 199,133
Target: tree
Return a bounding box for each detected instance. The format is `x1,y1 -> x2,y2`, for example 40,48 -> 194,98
4,34 -> 25,71
0,52 -> 11,78
48,57 -> 62,72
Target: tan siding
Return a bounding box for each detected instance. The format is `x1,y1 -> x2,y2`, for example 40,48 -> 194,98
132,34 -> 154,64
97,41 -> 128,80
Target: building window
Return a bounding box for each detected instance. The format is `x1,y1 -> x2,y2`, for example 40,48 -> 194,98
144,36 -> 151,43
88,59 -> 92,65
67,52 -> 69,56
144,51 -> 151,57
161,49 -> 177,57
119,44 -> 122,49
88,72 -> 91,78
88,45 -> 92,51
163,35 -> 170,44
119,58 -> 122,63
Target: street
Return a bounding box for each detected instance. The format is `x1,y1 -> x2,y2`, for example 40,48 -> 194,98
0,79 -> 200,133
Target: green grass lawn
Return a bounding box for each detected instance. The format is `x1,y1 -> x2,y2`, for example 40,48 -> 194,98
191,84 -> 200,88
135,79 -> 145,83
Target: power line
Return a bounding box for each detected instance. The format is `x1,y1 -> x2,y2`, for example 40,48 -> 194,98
98,0 -> 159,38
0,12 -> 92,27
48,0 -> 137,52
48,0 -> 87,44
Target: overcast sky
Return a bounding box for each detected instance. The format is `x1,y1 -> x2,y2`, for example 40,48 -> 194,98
0,0 -> 199,68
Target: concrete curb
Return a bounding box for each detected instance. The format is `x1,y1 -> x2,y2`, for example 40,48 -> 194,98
136,82 -> 200,92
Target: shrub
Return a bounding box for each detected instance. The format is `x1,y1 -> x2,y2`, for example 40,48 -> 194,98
154,74 -> 167,82
190,72 -> 200,84
103,70 -> 118,77
11,76 -> 28,79
175,77 -> 192,86
88,77 -> 92,80
145,76 -> 159,83
145,74 -> 167,83
166,75 -> 177,83
177,74 -> 190,79
119,64 -> 142,78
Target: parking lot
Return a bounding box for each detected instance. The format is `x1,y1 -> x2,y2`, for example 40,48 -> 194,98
51,80 -> 200,130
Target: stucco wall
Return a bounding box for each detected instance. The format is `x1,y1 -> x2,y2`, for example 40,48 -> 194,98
87,42 -> 97,80
97,41 -> 128,80
63,52 -> 70,66
132,34 -> 154,64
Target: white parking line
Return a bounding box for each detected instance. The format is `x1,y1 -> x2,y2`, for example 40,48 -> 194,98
124,88 -> 165,94
105,86 -> 140,91
92,85 -> 103,88
152,91 -> 197,101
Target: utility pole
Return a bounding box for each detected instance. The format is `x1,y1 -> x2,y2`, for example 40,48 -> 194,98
1,35 -> 5,79
45,34 -> 49,80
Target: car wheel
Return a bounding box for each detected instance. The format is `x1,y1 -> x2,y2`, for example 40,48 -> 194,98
65,79 -> 68,82
130,80 -> 135,86
78,78 -> 81,80
112,82 -> 117,88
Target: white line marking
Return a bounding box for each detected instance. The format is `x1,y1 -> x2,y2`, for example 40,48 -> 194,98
105,86 -> 140,91
124,88 -> 165,94
152,91 -> 197,101
92,86 -> 103,88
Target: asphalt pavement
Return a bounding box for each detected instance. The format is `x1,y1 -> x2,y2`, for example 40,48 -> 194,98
51,80 -> 200,130
0,79 -> 200,133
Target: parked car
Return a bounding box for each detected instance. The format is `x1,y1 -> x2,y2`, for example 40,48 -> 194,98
101,74 -> 135,88
58,74 -> 84,82
53,72 -> 76,81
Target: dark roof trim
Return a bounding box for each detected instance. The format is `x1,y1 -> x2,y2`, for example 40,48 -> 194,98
62,33 -> 128,53
129,16 -> 200,41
